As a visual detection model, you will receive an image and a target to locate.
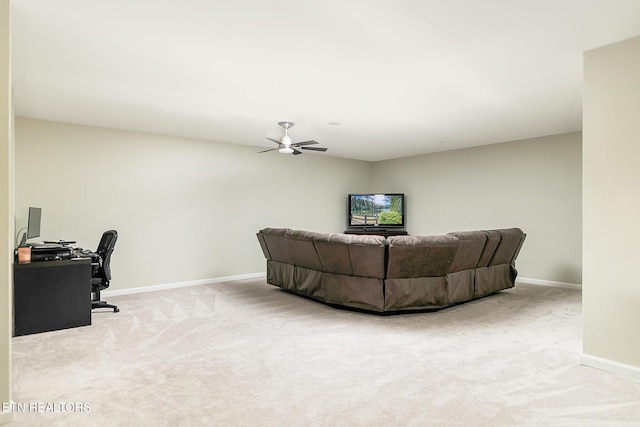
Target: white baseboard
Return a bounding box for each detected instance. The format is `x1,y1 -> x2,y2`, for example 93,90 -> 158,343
516,276 -> 582,291
581,353 -> 640,380
102,272 -> 266,297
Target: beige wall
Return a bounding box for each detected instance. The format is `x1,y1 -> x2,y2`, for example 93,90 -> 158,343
1,0 -> 12,423
14,118 -> 372,291
14,119 -> 584,293
372,132 -> 582,284
583,36 -> 640,370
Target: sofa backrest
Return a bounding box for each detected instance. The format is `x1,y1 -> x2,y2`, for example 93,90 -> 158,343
314,233 -> 386,278
476,230 -> 501,268
488,228 -> 526,266
284,229 -> 323,270
447,230 -> 487,272
313,233 -> 352,275
256,232 -> 271,260
257,228 -> 292,264
258,227 -> 525,281
386,235 -> 459,278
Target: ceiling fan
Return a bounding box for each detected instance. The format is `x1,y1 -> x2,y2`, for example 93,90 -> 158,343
258,121 -> 328,155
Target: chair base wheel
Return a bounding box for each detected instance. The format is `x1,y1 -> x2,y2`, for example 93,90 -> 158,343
92,300 -> 119,313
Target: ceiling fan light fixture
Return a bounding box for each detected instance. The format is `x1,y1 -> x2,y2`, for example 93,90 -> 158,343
259,121 -> 328,156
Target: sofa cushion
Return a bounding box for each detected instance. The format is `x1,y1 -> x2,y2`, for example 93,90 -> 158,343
386,235 -> 459,278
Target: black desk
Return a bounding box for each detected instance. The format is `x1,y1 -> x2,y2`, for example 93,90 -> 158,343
13,258 -> 92,336
344,229 -> 408,237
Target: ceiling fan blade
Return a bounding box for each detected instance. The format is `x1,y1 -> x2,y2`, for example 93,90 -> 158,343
292,140 -> 319,146
300,146 -> 328,152
266,137 -> 281,145
258,148 -> 279,153
292,148 -> 303,155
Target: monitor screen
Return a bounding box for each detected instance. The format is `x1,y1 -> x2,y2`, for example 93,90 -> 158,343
27,207 -> 42,239
348,194 -> 405,228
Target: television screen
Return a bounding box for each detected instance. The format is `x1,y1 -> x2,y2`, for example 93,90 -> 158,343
348,194 -> 405,228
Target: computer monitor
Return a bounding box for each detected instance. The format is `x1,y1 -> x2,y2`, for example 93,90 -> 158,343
27,207 -> 42,240
18,207 -> 42,246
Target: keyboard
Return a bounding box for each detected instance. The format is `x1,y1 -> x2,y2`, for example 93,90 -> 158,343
43,240 -> 77,245
29,243 -> 64,250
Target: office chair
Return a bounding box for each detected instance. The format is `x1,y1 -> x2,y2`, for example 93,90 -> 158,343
91,230 -> 119,312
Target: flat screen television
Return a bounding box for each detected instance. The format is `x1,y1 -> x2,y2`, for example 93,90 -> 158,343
348,193 -> 405,229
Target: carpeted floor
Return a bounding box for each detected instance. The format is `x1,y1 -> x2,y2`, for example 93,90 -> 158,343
9,279 -> 640,426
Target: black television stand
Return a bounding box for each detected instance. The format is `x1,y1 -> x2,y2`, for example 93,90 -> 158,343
344,228 -> 408,237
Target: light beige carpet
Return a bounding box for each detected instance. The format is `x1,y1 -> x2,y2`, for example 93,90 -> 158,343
9,279 -> 640,426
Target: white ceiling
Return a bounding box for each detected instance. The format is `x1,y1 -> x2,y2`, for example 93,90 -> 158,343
10,0 -> 640,161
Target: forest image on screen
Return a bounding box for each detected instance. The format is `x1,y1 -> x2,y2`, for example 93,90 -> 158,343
350,194 -> 403,226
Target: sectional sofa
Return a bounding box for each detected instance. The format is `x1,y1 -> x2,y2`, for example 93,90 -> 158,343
256,228 -> 526,313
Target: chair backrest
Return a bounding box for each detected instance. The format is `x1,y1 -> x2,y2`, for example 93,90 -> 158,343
96,230 -> 118,284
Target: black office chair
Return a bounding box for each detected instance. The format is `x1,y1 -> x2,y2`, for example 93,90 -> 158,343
90,230 -> 119,312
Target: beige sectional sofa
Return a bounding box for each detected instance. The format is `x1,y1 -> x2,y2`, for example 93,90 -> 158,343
256,228 -> 525,313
